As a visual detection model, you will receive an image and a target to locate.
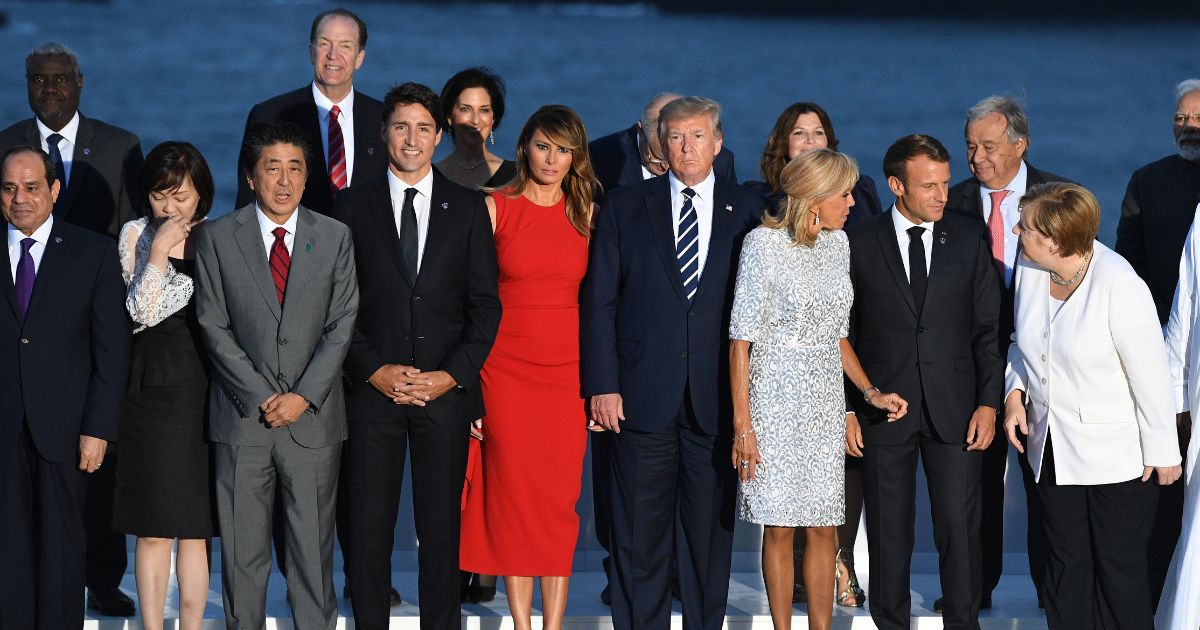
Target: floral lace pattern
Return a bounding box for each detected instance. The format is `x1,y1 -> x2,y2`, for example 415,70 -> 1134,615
118,217 -> 193,333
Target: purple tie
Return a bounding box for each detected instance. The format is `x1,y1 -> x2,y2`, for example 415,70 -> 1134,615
15,237 -> 35,318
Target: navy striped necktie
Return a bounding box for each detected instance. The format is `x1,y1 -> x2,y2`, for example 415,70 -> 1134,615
676,187 -> 699,301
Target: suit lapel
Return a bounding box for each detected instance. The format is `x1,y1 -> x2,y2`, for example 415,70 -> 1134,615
618,126 -> 645,189
417,173 -> 454,290
53,115 -> 93,218
368,178 -> 413,288
644,177 -> 688,306
282,209 -> 319,318
924,221 -> 952,305
298,94 -> 327,175
232,206 -> 282,321
1,233 -> 20,321
22,220 -> 68,322
691,180 -> 737,303
351,92 -> 380,186
875,212 -> 917,316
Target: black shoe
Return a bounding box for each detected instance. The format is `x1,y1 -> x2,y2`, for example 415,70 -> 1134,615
343,584 -> 401,606
600,584 -> 611,606
465,583 -> 496,603
932,594 -> 991,613
933,596 -> 943,613
86,588 -> 135,617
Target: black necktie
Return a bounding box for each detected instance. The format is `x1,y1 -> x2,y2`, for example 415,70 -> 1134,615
907,225 -> 927,310
46,133 -> 66,188
400,187 -> 419,284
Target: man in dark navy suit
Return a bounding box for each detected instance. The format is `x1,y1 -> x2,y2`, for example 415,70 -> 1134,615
0,145 -> 130,627
582,96 -> 763,630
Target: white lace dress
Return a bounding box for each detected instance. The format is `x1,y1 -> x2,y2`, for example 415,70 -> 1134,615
729,227 -> 852,527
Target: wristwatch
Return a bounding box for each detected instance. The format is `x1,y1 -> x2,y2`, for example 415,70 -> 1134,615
863,386 -> 881,402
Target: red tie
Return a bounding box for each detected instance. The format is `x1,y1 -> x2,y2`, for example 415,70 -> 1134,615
328,105 -> 347,194
987,190 -> 1010,281
269,227 -> 290,304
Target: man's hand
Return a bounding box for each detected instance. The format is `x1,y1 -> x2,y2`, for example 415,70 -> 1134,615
259,393 -> 281,413
1004,391 -> 1028,453
966,405 -> 997,451
1143,464 -> 1183,485
79,436 -> 108,473
845,413 -> 864,458
369,364 -> 429,406
405,370 -> 458,402
264,392 -> 309,427
590,393 -> 625,433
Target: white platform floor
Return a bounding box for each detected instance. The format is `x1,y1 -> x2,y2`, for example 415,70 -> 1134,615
83,568 -> 1049,629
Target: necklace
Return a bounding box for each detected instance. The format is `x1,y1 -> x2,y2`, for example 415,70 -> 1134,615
455,155 -> 487,172
1049,250 -> 1093,286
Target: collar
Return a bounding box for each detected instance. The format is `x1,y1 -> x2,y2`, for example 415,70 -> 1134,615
668,168 -> 716,201
980,160 -> 1029,196
388,167 -> 434,204
254,203 -> 300,237
8,214 -> 55,248
36,112 -> 80,145
890,205 -> 935,236
311,82 -> 355,118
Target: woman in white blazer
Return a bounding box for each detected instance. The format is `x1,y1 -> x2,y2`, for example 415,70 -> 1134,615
1003,183 -> 1181,630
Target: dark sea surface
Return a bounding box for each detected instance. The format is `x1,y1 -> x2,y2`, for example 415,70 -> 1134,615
1,1 -> 1197,245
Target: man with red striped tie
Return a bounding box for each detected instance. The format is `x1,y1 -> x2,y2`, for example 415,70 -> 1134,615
944,95 -> 1073,613
235,8 -> 386,216
194,121 -> 359,629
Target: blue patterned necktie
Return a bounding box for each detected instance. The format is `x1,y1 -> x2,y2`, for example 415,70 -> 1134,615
676,187 -> 699,301
46,133 -> 66,188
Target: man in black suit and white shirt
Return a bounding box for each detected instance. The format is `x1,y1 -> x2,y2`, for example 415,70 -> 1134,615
0,145 -> 130,627
943,95 -> 1071,611
0,41 -> 143,618
846,134 -> 1002,630
236,8 -> 386,216
332,82 -> 500,630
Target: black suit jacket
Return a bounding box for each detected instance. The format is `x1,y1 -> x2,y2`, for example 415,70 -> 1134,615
846,211 -> 1003,445
0,114 -> 142,239
0,220 -> 130,462
237,85 -> 387,215
945,163 -> 1071,352
588,124 -> 737,194
1115,154 -> 1200,323
332,170 -> 501,425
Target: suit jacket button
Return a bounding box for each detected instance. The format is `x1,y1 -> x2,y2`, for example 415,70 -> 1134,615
20,338 -> 29,344
917,327 -> 926,334
278,338 -> 287,345
413,296 -> 422,301
278,373 -> 286,380
688,311 -> 696,317
681,351 -> 688,358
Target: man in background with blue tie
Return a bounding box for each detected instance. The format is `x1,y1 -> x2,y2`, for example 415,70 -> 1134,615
0,41 -> 143,618
581,96 -> 763,630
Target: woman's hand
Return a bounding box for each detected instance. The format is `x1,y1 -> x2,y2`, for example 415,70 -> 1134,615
845,413 -> 864,458
1143,465 -> 1183,485
1004,390 -> 1028,453
151,214 -> 202,255
731,427 -> 762,483
470,418 -> 483,441
866,390 -> 908,421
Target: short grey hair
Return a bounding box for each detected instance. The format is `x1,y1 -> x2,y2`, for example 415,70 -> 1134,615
640,92 -> 681,131
26,42 -> 82,76
1176,79 -> 1200,106
965,95 -> 1029,145
657,96 -> 723,142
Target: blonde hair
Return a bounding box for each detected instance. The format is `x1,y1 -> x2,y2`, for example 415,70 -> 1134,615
1018,182 -> 1099,258
764,148 -> 858,247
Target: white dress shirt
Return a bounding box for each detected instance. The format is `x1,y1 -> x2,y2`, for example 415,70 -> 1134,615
312,82 -> 356,184
669,169 -> 716,280
388,167 -> 434,273
7,215 -> 54,283
255,205 -> 299,256
36,112 -> 80,186
890,205 -> 934,279
978,160 -> 1028,287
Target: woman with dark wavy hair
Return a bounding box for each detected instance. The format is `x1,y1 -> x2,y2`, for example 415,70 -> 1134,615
459,105 -> 600,630
436,67 -> 517,190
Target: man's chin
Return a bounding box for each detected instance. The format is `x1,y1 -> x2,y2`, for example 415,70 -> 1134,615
1178,143 -> 1200,162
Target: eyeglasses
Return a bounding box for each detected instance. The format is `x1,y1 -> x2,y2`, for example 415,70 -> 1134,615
26,74 -> 76,87
1174,112 -> 1200,126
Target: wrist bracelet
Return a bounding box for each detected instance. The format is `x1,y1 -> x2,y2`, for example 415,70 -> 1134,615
734,428 -> 755,442
863,386 -> 881,402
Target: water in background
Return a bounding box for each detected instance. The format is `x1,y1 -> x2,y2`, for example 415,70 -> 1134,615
1,1 -> 1196,246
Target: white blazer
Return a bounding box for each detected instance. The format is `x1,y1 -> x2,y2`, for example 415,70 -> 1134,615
1006,242 -> 1181,485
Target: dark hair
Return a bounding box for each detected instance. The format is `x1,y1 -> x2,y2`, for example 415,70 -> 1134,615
0,145 -> 57,187
140,142 -> 215,221
509,105 -> 600,237
239,122 -> 313,179
382,82 -> 443,132
759,102 -> 839,192
883,134 -> 951,184
309,8 -> 367,49
439,67 -> 507,134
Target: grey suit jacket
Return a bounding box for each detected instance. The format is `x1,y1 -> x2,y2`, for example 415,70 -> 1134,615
194,203 -> 359,448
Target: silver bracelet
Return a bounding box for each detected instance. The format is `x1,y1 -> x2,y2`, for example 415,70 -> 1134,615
733,428 -> 755,442
863,386 -> 881,402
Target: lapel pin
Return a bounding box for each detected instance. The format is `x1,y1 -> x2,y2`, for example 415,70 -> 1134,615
82,148 -> 91,156
938,230 -> 948,245
441,202 -> 449,209
306,239 -> 315,252
725,204 -> 733,213
54,236 -> 62,244
367,147 -> 374,155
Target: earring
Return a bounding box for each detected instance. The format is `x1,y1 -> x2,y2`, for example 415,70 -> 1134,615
812,210 -> 819,226
489,131 -> 495,146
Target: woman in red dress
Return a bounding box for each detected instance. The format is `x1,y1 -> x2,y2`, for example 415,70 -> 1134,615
460,104 -> 600,629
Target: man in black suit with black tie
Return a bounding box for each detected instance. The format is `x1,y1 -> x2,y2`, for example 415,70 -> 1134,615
845,134 -> 1002,630
236,8 -> 386,216
943,96 -> 1071,611
0,41 -> 143,618
0,145 -> 130,627
332,82 -> 501,630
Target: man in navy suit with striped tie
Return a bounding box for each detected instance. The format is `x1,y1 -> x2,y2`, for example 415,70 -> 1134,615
581,96 -> 764,630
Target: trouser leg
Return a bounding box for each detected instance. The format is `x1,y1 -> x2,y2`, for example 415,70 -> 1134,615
347,419 -> 408,630
921,434 -> 983,630
861,429 -> 919,630
214,442 -> 276,630
275,435 -> 341,629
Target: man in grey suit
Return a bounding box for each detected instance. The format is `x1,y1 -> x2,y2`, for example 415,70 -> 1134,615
194,121 -> 359,629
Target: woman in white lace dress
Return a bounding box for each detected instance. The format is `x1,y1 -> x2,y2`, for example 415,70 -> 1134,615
111,142 -> 214,630
729,149 -> 907,630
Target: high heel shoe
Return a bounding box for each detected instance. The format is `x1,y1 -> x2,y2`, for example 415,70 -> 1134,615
835,547 -> 865,608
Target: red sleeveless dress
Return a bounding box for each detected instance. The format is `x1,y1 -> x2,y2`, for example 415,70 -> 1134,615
459,189 -> 589,576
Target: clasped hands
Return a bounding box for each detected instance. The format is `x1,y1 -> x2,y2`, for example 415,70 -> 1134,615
259,392 -> 309,427
369,364 -> 456,406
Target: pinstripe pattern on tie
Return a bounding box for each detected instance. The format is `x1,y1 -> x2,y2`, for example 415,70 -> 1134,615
676,187 -> 699,301
269,227 -> 291,304
328,105 -> 347,194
